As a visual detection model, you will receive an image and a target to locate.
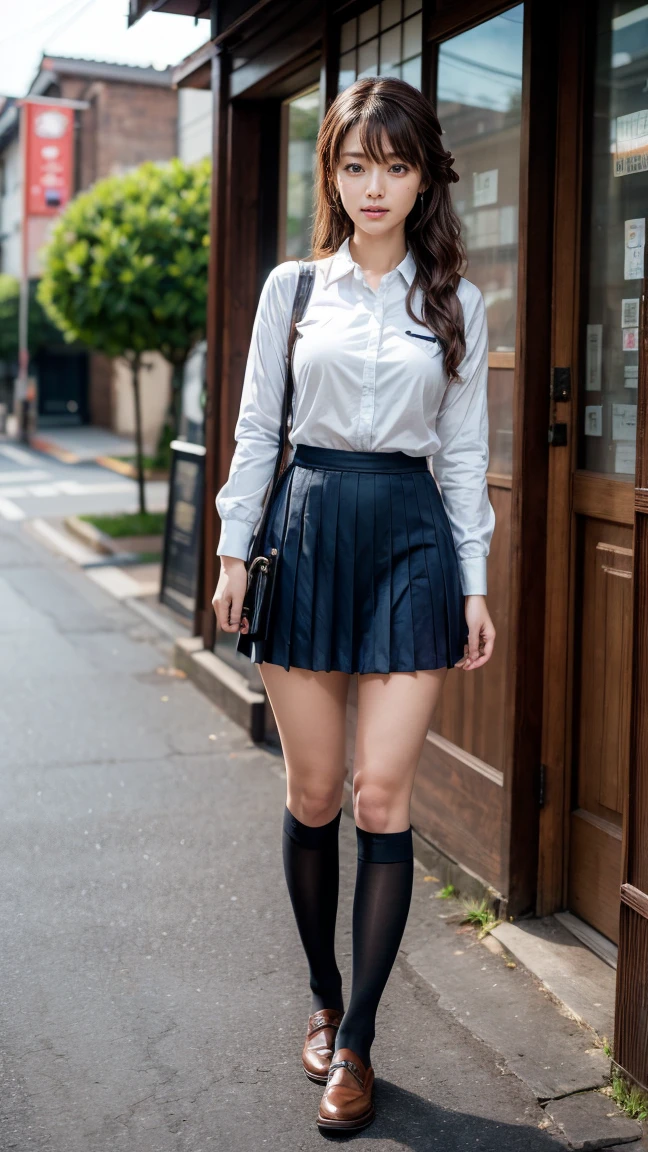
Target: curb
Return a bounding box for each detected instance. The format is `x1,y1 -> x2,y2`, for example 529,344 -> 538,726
29,436 -> 80,464
96,454 -> 169,482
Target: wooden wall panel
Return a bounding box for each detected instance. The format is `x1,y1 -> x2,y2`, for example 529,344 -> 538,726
432,482 -> 510,774
577,524 -> 632,824
615,899 -> 648,1091
568,810 -> 621,943
411,735 -> 504,890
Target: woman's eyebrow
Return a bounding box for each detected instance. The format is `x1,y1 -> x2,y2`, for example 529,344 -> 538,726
340,150 -> 403,160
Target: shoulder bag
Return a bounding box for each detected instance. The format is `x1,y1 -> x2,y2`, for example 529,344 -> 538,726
240,260 -> 316,640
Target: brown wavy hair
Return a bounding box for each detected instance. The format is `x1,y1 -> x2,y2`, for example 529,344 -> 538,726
311,76 -> 466,380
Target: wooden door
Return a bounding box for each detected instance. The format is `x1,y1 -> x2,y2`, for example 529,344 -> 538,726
540,0 -> 640,945
410,0 -> 556,912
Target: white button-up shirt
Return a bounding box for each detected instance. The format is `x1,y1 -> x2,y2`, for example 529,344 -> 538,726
216,235 -> 495,596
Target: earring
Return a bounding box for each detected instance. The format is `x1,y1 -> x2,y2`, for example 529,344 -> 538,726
419,192 -> 424,209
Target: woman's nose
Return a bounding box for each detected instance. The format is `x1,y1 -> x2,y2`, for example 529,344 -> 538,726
366,173 -> 385,197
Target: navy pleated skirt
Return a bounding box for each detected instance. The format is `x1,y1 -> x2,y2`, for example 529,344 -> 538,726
237,445 -> 468,674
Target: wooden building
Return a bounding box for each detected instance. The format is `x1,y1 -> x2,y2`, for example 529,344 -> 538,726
131,0 -> 648,1094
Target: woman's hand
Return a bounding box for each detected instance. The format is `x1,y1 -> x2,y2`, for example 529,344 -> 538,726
455,594 -> 495,671
212,556 -> 250,634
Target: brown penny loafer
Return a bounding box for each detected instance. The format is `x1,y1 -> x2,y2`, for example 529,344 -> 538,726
317,1047 -> 375,1131
301,1009 -> 344,1084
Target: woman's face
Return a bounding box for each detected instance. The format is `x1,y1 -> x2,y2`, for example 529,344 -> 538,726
335,123 -> 426,239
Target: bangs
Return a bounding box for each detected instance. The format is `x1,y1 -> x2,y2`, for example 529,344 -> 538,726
334,98 -> 426,173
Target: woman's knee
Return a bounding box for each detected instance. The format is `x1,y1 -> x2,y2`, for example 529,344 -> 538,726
352,771 -> 409,833
286,778 -> 344,827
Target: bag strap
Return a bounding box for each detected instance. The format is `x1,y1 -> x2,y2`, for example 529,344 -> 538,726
248,260 -> 316,561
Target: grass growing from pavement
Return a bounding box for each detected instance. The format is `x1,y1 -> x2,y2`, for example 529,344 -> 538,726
436,884 -> 456,899
460,899 -> 501,938
115,454 -> 166,471
78,511 -> 166,538
610,1074 -> 648,1122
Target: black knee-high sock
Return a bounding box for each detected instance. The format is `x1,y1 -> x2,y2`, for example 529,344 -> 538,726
335,825 -> 414,1066
282,806 -> 344,1015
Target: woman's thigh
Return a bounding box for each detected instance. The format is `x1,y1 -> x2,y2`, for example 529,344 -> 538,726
259,662 -> 351,826
353,669 -> 447,833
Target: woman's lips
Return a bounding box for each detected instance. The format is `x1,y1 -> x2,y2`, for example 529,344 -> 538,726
361,207 -> 388,217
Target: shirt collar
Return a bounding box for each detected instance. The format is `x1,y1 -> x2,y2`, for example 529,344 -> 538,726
322,235 -> 416,288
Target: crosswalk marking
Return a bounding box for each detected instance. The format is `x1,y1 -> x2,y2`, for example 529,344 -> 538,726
0,497 -> 26,521
0,445 -> 36,466
0,480 -> 131,503
0,470 -> 52,485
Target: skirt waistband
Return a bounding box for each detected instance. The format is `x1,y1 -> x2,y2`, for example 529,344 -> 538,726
292,444 -> 428,473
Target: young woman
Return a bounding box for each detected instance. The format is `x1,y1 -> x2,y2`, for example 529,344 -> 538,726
212,75 -> 496,1133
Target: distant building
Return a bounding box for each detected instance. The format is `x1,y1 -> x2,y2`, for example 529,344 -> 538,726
0,56 -> 179,448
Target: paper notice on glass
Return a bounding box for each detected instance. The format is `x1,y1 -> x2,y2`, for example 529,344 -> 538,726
624,218 -> 645,279
623,327 -> 639,350
612,403 -> 637,441
586,324 -> 603,390
615,110 -> 648,176
473,169 -> 498,207
615,442 -> 636,474
622,298 -> 640,326
584,405 -> 603,436
625,364 -> 639,388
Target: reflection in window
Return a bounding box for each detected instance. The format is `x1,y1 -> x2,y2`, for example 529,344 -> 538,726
280,87 -> 321,261
581,1 -> 646,478
437,6 -> 524,476
338,1 -> 422,93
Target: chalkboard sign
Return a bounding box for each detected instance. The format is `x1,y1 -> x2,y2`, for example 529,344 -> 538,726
160,440 -> 206,620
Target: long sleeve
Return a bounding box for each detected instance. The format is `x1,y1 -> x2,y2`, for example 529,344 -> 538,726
432,285 -> 496,596
215,261 -> 300,560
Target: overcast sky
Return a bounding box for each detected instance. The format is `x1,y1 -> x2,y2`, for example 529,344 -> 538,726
0,0 -> 209,98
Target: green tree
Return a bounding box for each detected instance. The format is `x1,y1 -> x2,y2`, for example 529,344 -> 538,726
38,158 -> 211,513
0,274 -> 63,364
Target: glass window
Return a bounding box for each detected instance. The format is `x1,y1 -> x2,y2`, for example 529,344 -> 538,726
437,5 -> 524,477
379,26 -> 402,75
580,0 -> 647,478
381,0 -> 402,29
358,37 -> 379,77
279,86 -> 321,262
403,12 -> 422,58
340,18 -> 357,53
359,7 -> 379,41
337,2 -> 422,92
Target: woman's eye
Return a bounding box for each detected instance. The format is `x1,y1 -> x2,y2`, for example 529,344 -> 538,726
390,164 -> 409,174
344,163 -> 363,173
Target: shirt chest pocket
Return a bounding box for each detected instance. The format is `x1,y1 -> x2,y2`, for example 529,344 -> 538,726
403,326 -> 443,360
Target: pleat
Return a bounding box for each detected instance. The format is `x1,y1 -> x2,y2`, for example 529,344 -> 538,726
402,473 -> 438,668
270,463 -> 312,668
311,470 -> 340,671
290,466 -> 318,668
332,470 -> 358,671
372,473 -> 392,673
389,474 -> 416,672
411,472 -> 446,665
422,473 -> 466,666
354,472 -> 375,673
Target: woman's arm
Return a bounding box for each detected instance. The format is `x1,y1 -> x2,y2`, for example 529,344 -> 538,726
433,284 -> 496,669
215,260 -> 301,560
212,260 -> 300,635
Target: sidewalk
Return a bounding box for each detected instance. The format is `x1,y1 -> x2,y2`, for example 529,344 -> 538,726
29,425 -> 141,464
1,514 -> 645,1151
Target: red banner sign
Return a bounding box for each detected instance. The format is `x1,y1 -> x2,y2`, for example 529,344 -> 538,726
25,102 -> 74,216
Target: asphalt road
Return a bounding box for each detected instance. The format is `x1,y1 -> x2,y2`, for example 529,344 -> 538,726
0,440 -> 168,522
0,517 -> 569,1151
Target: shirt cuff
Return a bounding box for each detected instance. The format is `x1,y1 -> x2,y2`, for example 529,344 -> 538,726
216,518 -> 254,561
459,556 -> 488,596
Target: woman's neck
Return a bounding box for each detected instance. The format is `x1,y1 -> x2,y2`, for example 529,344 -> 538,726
348,231 -> 408,277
